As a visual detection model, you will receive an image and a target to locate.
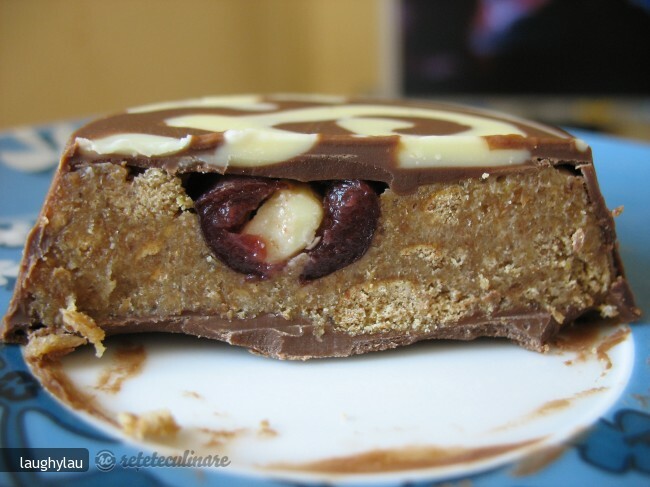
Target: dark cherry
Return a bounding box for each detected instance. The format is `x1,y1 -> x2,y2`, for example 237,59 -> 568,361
195,177 -> 381,281
300,180 -> 380,282
194,177 -> 287,278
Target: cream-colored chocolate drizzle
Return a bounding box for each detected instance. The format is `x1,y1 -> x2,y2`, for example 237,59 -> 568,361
73,96 -> 581,170
164,104 -> 532,167
64,95 -> 596,194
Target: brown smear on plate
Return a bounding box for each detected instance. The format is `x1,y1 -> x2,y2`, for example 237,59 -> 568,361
553,321 -> 602,358
552,322 -> 630,369
27,356 -> 115,425
266,438 -> 542,474
196,419 -> 278,446
489,387 -> 608,433
596,327 -> 630,370
182,390 -> 204,400
198,427 -> 246,448
95,340 -> 146,394
533,387 -> 608,416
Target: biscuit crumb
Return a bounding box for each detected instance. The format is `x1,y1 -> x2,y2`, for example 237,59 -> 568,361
118,409 -> 180,439
598,304 -> 619,318
59,299 -> 105,357
258,419 -> 278,437
24,331 -> 87,360
198,427 -> 245,447
571,228 -> 586,253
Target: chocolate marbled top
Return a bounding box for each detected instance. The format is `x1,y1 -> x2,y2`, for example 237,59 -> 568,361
65,94 -> 591,193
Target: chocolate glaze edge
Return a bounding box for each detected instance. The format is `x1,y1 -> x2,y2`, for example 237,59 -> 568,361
578,162 -> 640,322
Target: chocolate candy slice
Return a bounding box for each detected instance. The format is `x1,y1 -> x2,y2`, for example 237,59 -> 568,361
1,95 -> 639,360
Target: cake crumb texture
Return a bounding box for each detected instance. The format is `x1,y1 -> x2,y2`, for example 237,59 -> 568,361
13,163 -> 616,348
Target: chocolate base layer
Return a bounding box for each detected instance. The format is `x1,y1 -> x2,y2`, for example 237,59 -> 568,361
92,312 -> 563,360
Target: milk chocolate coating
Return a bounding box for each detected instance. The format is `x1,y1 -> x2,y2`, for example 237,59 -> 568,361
95,312 -> 562,359
65,96 -> 591,194
1,95 -> 640,359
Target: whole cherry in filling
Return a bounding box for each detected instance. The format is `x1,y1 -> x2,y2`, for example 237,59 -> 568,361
194,177 -> 380,280
301,180 -> 380,281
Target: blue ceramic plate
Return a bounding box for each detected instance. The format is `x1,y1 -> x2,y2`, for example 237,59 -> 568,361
0,122 -> 648,486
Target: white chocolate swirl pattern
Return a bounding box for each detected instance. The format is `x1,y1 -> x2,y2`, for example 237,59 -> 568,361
164,104 -> 535,167
67,95 -> 591,193
76,134 -> 193,158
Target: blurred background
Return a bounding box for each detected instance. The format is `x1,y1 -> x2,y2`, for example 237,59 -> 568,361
1,0 -> 649,140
